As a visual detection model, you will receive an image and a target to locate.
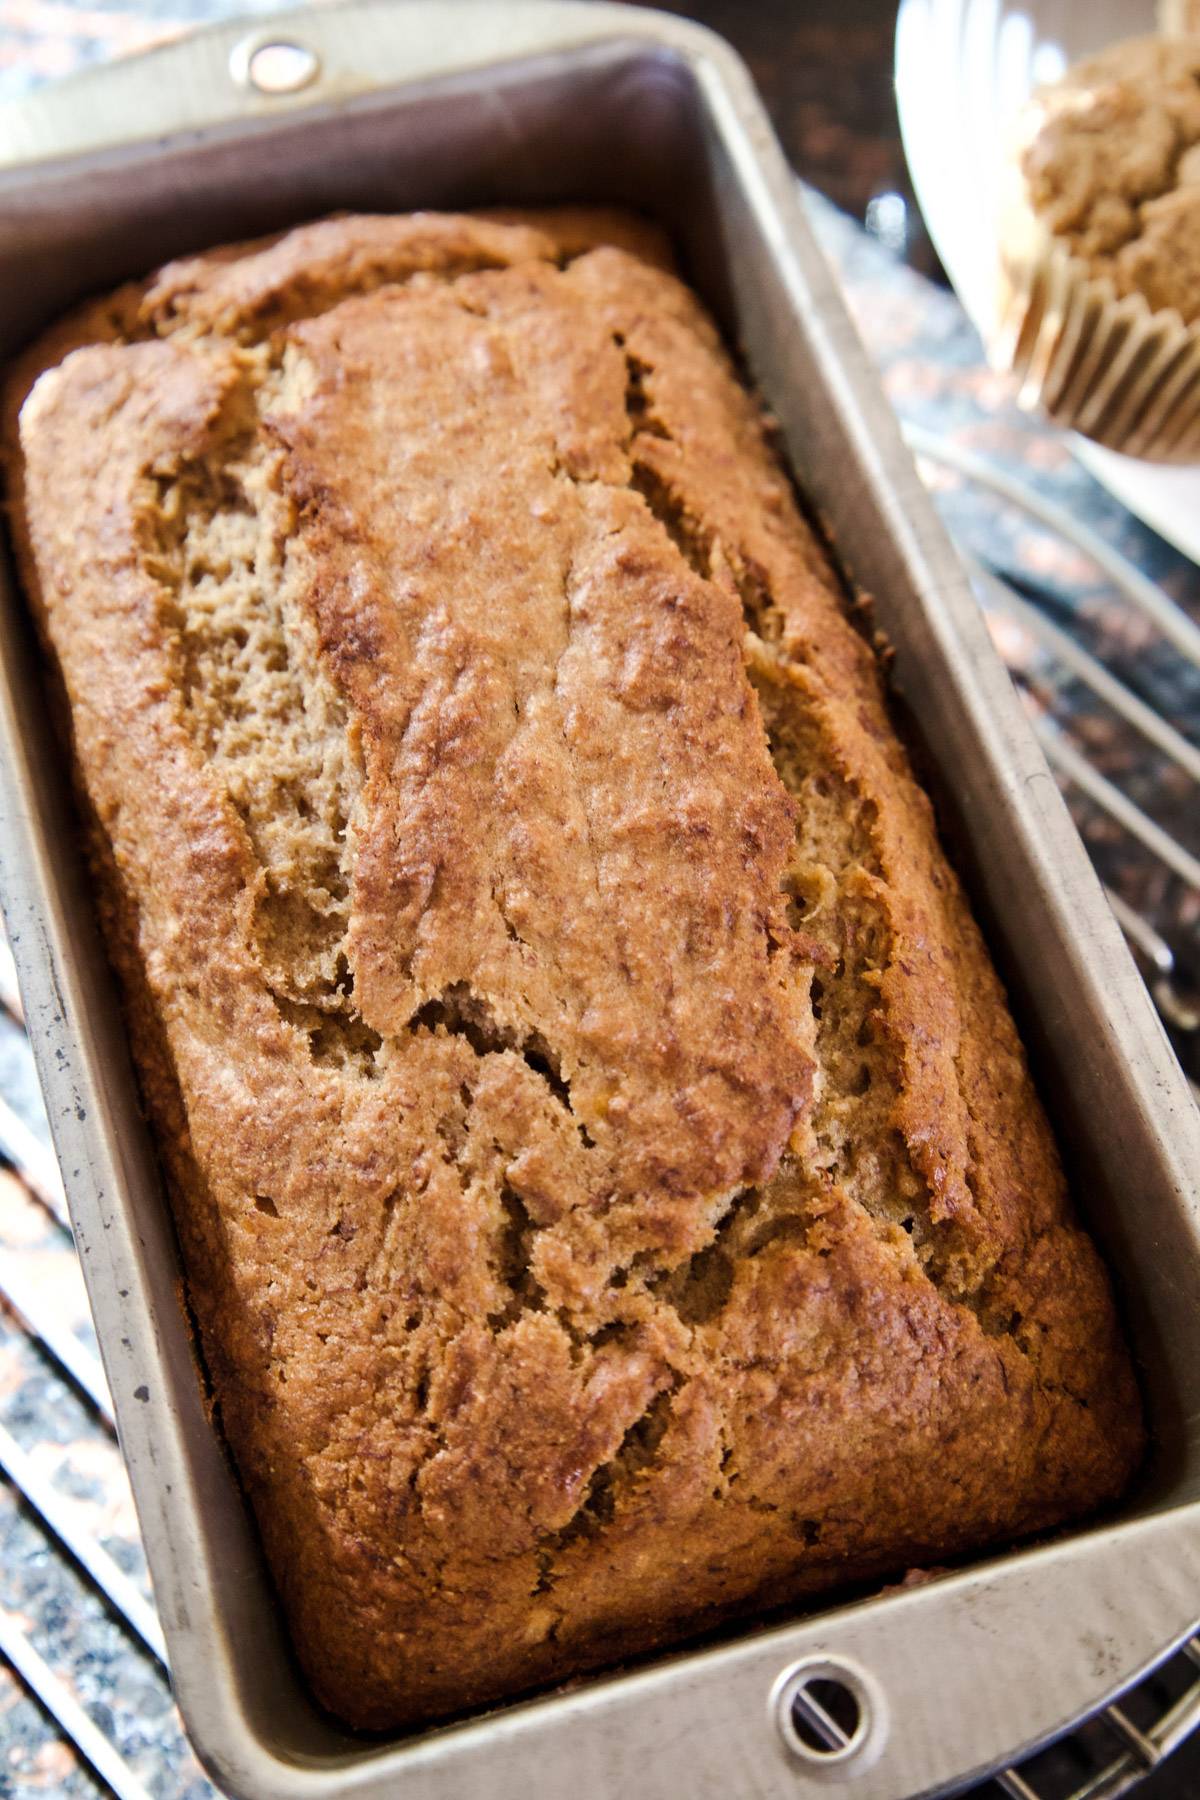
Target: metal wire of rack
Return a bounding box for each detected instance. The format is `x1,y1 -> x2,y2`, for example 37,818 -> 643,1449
0,440 -> 1198,1799
905,428 -> 1200,1105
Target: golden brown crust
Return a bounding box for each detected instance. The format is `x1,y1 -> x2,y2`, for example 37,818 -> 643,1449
4,209 -> 1142,1730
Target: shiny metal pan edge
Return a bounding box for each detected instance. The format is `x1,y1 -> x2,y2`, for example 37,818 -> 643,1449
0,6 -> 1197,1797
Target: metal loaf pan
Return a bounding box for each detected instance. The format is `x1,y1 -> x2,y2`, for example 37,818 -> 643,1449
0,7 -> 1198,1797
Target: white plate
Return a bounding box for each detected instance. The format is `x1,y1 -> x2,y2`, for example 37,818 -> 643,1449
895,0 -> 1200,563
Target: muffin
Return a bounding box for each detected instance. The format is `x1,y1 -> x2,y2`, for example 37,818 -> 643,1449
1160,0 -> 1200,36
997,31 -> 1200,460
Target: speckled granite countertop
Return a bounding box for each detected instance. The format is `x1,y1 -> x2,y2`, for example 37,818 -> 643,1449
0,5 -> 1197,1798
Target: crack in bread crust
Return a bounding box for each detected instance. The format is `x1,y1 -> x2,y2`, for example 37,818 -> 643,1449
5,209 -> 1142,1731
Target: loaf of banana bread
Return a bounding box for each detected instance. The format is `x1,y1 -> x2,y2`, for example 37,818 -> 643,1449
4,210 -> 1142,1729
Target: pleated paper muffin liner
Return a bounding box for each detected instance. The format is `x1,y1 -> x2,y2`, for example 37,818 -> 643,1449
995,188 -> 1200,465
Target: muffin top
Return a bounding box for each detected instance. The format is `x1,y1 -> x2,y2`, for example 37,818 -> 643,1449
1020,34 -> 1200,321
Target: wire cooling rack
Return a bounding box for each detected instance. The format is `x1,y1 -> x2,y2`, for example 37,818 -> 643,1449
0,440 -> 1198,1799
